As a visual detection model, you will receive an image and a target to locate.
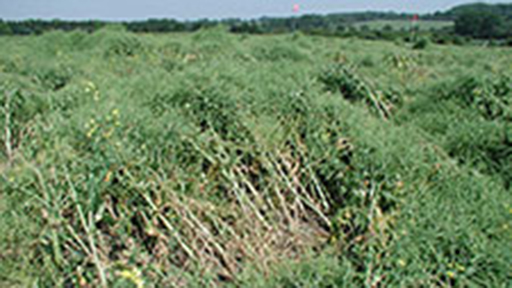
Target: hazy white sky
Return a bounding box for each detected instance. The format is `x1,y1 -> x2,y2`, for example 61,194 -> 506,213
0,0 -> 510,20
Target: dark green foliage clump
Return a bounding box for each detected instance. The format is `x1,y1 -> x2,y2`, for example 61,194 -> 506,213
32,65 -> 74,91
442,75 -> 512,120
190,26 -> 238,56
318,64 -> 402,118
104,33 -> 145,57
412,37 -> 429,50
252,42 -> 308,62
398,74 -> 512,187
319,64 -> 364,100
90,27 -> 147,57
171,86 -> 249,141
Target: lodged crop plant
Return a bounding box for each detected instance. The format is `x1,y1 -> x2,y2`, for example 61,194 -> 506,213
0,27 -> 511,287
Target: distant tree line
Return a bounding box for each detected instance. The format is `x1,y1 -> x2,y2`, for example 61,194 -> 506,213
0,13 -> 422,36
451,3 -> 512,39
0,3 -> 511,42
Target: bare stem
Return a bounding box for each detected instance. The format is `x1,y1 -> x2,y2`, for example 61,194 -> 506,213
4,89 -> 14,163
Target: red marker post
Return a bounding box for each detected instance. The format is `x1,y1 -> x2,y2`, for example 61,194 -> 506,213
293,4 -> 300,13
292,4 -> 300,32
411,14 -> 419,41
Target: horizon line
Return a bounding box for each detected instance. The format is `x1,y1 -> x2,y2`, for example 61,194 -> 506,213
0,8 -> 452,22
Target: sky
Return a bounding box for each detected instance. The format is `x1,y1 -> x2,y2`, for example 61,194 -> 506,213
0,0 -> 510,21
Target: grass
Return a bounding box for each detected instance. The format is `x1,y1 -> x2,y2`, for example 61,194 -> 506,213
0,26 -> 511,287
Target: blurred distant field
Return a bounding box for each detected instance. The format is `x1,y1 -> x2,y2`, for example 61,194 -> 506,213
0,27 -> 510,287
352,20 -> 454,31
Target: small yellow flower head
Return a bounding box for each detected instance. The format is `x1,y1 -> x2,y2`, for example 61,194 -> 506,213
86,81 -> 96,89
112,109 -> 120,117
509,208 -> 512,214
119,268 -> 144,288
86,127 -> 97,139
90,119 -> 96,125
103,130 -> 114,139
447,271 -> 456,279
115,121 -> 121,127
398,259 -> 406,267
8,177 -> 15,183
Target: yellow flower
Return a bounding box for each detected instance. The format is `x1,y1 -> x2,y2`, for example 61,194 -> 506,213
103,129 -> 114,139
509,208 -> 512,214
447,271 -> 455,279
86,127 -> 97,138
86,81 -> 96,89
119,268 -> 144,288
398,259 -> 406,267
8,177 -> 15,183
112,109 -> 120,117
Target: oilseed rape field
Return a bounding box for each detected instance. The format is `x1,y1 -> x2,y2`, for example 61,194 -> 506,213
0,27 -> 511,287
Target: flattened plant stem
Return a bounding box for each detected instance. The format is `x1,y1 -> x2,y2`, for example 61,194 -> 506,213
65,170 -> 107,288
25,160 -> 64,266
140,185 -> 198,262
3,89 -> 14,163
88,213 -> 108,288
